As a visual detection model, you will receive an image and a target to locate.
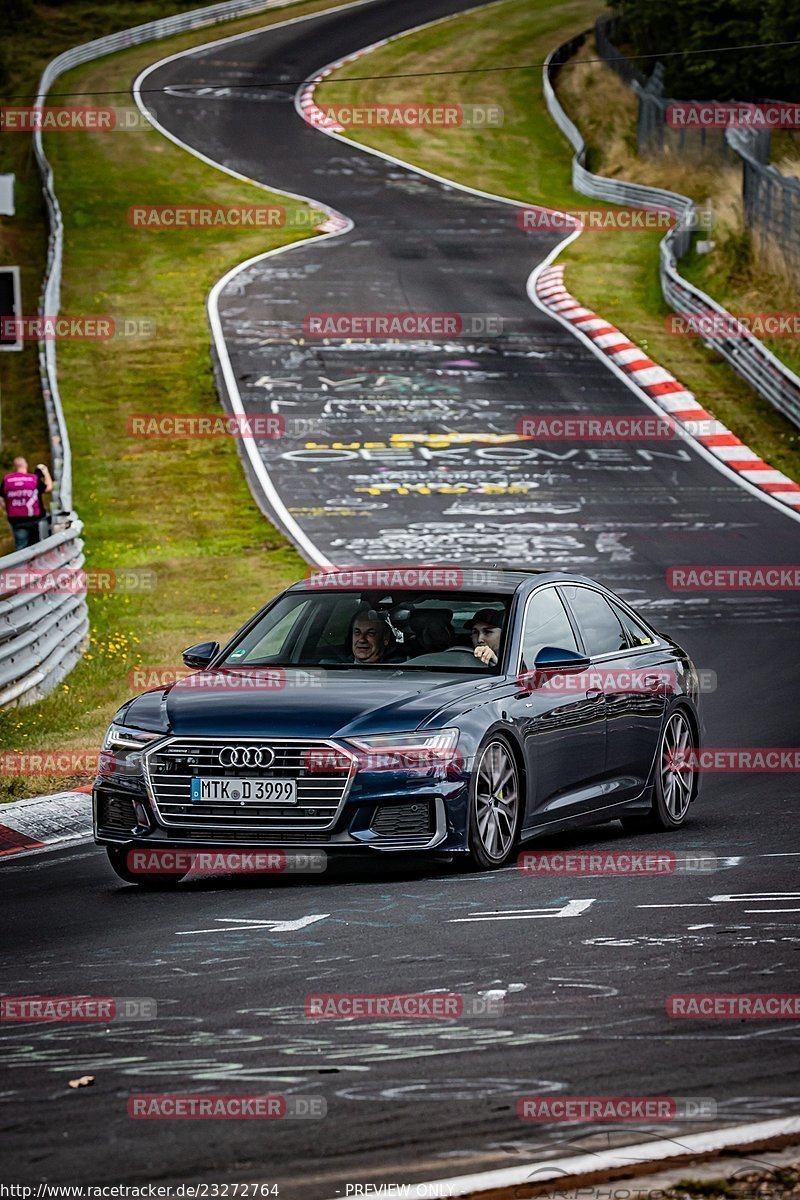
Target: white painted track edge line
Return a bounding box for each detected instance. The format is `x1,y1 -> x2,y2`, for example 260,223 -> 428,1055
292,0 -> 542,214
136,0 -> 800,566
138,0 -> 800,557
528,248 -> 800,526
131,0 -> 383,568
336,1117 -> 800,1200
300,18 -> 800,527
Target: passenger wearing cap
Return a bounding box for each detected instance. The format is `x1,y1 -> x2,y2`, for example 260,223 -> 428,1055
466,609 -> 504,667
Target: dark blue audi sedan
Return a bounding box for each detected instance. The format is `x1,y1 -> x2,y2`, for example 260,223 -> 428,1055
94,567 -> 702,884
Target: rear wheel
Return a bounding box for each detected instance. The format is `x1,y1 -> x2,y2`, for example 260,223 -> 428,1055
105,846 -> 186,888
621,708 -> 696,833
467,738 -> 522,869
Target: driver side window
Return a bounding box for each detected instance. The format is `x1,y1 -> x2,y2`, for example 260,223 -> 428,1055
520,588 -> 577,671
234,598 -> 312,664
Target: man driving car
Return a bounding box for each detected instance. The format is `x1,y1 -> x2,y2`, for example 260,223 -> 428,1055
351,609 -> 392,664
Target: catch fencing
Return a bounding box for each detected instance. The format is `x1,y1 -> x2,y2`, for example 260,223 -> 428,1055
595,15 -> 800,279
544,33 -> 800,430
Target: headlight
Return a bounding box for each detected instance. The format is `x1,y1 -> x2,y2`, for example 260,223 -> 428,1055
347,729 -> 458,753
99,724 -> 161,779
345,728 -> 460,771
102,724 -> 161,752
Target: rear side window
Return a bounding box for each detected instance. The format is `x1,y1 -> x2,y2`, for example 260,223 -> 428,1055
561,586 -> 629,657
609,600 -> 656,648
520,587 -> 578,670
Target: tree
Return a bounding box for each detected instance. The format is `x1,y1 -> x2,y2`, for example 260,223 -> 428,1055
608,0 -> 800,100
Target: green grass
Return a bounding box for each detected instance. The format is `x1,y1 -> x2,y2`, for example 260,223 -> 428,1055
317,0 -> 594,205
0,0 -> 284,539
0,0 -> 350,800
2,0 -> 798,799
317,0 -> 800,479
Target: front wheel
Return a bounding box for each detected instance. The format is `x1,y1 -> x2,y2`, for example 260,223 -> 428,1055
621,708 -> 696,833
105,845 -> 186,888
467,737 -> 522,869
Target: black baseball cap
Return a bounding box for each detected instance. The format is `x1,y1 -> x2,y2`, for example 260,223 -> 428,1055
464,608 -> 504,630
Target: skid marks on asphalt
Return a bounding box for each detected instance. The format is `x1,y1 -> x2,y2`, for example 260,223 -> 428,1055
4,859 -> 797,1095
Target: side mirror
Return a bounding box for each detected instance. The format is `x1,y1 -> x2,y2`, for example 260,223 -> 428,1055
182,640 -> 220,670
533,645 -> 591,672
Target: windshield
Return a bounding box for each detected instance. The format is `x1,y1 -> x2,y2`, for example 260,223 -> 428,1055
222,590 -> 511,673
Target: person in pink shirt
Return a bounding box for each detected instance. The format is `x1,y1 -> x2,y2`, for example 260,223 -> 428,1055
0,457 -> 53,550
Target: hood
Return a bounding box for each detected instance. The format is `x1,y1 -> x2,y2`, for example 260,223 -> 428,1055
120,666 -> 496,739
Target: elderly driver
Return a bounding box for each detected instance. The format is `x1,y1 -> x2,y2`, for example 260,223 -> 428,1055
466,608 -> 504,667
351,609 -> 392,664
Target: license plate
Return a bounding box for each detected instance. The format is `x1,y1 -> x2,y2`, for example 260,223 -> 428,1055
190,777 -> 297,804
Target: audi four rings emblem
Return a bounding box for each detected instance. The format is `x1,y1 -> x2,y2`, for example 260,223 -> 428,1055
218,745 -> 275,769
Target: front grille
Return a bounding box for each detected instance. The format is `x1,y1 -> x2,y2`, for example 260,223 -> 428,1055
144,738 -> 353,832
97,793 -> 137,834
370,801 -> 435,844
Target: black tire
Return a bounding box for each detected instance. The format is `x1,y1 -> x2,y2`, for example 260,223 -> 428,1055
106,846 -> 186,888
621,707 -> 696,833
467,736 -> 522,869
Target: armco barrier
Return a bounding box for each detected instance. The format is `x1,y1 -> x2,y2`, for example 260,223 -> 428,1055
544,35 -> 800,431
32,0 -> 312,514
2,0 -> 311,708
0,519 -> 89,708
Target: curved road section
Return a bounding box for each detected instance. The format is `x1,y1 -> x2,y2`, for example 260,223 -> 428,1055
3,0 -> 799,1193
140,0 -> 799,591
139,0 -> 800,846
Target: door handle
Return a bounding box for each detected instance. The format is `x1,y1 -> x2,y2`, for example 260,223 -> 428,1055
644,674 -> 667,691
586,689 -> 603,700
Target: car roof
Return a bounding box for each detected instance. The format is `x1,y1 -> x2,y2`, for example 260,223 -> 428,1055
291,567 -> 593,596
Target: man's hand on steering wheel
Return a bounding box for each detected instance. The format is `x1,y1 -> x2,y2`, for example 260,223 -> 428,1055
473,644 -> 497,666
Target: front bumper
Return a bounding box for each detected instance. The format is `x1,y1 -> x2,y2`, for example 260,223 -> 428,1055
93,732 -> 470,853
94,787 -> 456,852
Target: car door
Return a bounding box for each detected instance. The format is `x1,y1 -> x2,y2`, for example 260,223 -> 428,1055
512,584 -> 607,826
560,585 -> 667,803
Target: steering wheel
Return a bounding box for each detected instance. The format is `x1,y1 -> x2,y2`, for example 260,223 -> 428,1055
440,646 -> 487,663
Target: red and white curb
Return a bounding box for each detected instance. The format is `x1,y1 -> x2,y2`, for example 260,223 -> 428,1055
351,1116 -> 800,1200
0,790 -> 92,859
298,68 -> 344,132
297,36 -> 389,135
536,264 -> 800,509
295,21 -> 800,523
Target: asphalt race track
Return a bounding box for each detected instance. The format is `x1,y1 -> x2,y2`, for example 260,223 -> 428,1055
4,837 -> 800,1191
2,0 -> 799,1191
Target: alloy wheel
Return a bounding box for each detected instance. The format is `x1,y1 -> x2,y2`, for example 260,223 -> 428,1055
660,710 -> 694,821
474,740 -> 520,862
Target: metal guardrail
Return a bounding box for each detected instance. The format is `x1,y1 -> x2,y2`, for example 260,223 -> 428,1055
0,520 -> 89,708
544,36 -> 800,431
31,0 -> 308,513
1,0 -> 310,708
594,17 -> 800,338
